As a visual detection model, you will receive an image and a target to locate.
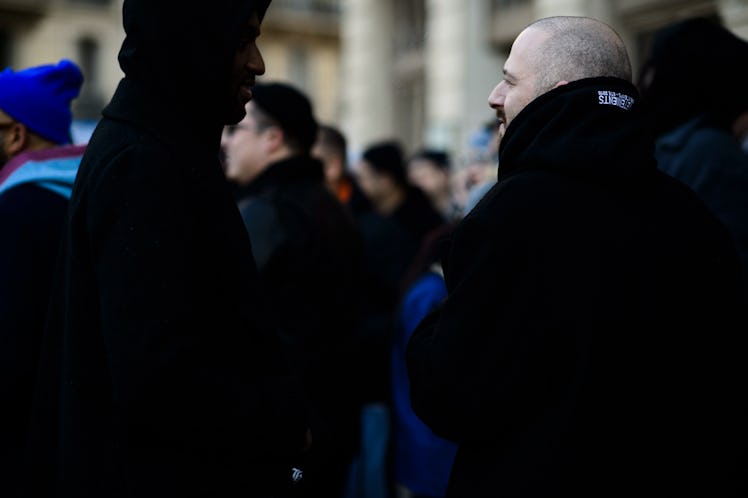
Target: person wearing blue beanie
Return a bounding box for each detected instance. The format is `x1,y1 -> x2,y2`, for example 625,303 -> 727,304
0,58 -> 85,498
0,59 -> 83,147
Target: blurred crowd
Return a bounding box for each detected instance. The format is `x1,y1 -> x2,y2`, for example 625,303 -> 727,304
1,1 -> 746,497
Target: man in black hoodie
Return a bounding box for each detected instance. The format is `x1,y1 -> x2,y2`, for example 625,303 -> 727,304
26,1 -> 310,497
407,16 -> 746,497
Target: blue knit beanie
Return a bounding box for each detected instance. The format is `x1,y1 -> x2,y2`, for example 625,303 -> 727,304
0,59 -> 84,144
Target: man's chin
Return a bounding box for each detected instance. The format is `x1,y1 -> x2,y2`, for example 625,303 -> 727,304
224,102 -> 248,126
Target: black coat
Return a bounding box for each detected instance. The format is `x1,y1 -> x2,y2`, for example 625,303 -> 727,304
407,78 -> 747,497
0,185 -> 68,494
24,1 -> 309,497
355,185 -> 445,403
237,155 -> 365,493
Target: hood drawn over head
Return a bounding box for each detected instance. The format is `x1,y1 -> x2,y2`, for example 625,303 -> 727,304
638,17 -> 748,136
118,0 -> 271,128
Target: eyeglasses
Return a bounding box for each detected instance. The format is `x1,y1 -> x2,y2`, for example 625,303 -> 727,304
224,123 -> 254,136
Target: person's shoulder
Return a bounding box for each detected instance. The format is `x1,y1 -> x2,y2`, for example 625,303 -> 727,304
77,119 -> 186,202
469,170 -> 567,219
408,272 -> 446,300
0,184 -> 67,232
81,118 -> 175,174
659,120 -> 744,161
0,183 -> 67,211
238,193 -> 274,215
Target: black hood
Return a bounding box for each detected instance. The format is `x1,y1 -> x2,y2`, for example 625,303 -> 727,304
498,77 -> 656,187
638,17 -> 748,136
117,0 -> 270,129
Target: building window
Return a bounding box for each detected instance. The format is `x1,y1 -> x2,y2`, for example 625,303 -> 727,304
67,0 -> 114,5
289,45 -> 310,91
0,31 -> 11,70
78,37 -> 98,87
394,0 -> 426,52
275,0 -> 339,12
492,0 -> 529,7
74,37 -> 105,120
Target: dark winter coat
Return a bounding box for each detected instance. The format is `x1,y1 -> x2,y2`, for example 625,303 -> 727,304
24,1 -> 310,497
407,78 -> 747,497
0,145 -> 82,496
236,155 -> 365,493
355,185 -> 445,403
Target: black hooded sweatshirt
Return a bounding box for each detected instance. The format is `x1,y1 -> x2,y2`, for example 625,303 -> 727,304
23,1 -> 312,497
407,78 -> 747,497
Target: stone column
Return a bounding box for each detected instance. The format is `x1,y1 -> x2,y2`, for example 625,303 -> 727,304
424,0 -> 464,152
720,0 -> 748,40
340,0 -> 395,157
425,0 -> 503,161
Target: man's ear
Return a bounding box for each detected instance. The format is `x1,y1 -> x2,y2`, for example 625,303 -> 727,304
2,122 -> 28,157
553,80 -> 569,89
265,125 -> 285,152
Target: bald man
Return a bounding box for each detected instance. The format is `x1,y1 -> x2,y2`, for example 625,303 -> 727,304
406,16 -> 746,497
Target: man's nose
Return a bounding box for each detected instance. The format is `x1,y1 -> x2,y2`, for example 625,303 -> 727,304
488,85 -> 504,109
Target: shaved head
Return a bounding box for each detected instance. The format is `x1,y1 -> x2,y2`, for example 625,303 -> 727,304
489,16 -> 633,141
526,16 -> 632,94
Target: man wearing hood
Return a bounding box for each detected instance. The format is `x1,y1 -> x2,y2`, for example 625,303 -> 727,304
639,17 -> 748,308
0,58 -> 84,497
26,1 -> 310,497
406,16 -> 746,497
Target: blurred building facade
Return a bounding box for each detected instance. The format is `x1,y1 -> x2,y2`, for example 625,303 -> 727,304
342,0 -> 748,161
0,0 -> 342,140
1,0 -> 746,155
0,0 -> 124,122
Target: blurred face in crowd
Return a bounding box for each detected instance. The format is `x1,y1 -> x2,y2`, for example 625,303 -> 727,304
488,26 -> 554,142
408,157 -> 449,200
227,12 -> 265,123
222,102 -> 273,185
355,159 -> 389,204
311,140 -> 344,191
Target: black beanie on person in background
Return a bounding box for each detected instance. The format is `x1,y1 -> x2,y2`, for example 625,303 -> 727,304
251,82 -> 318,153
362,140 -> 408,187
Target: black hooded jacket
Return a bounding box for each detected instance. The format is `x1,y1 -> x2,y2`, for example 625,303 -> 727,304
24,1 -> 312,497
407,78 -> 746,497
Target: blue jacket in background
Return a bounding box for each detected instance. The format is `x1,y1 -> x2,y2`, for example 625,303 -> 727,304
391,271 -> 456,497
